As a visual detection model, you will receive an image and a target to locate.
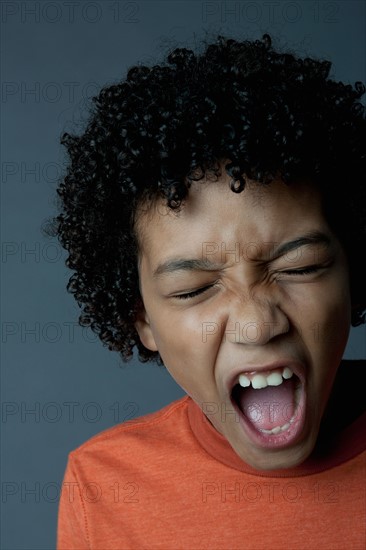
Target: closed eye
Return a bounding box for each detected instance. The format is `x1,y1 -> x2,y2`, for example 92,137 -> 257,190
280,265 -> 322,276
174,284 -> 215,300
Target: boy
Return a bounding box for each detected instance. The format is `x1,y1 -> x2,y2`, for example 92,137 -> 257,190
56,34 -> 366,548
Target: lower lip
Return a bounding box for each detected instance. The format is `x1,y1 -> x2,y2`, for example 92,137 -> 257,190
231,381 -> 307,449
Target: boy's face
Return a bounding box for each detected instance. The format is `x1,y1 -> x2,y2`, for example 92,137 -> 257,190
135,174 -> 351,470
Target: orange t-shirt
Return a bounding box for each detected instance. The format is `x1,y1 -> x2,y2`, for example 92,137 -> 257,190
57,395 -> 366,549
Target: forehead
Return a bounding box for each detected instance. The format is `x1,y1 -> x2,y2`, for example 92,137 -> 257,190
135,177 -> 325,258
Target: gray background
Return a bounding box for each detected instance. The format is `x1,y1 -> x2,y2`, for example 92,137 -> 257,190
1,1 -> 365,548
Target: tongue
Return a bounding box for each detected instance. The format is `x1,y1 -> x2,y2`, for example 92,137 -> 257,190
237,378 -> 296,430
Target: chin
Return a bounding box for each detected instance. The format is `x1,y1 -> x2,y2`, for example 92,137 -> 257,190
232,425 -> 318,471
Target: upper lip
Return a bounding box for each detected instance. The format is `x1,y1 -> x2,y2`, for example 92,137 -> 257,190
225,359 -> 306,395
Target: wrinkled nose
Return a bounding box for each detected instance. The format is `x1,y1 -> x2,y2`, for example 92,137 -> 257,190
224,291 -> 290,345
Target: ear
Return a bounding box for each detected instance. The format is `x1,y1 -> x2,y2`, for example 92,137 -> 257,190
135,306 -> 158,352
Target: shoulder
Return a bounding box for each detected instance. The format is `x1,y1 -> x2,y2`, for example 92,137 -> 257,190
67,396 -> 194,474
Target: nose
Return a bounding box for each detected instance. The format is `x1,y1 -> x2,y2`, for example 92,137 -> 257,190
225,290 -> 290,346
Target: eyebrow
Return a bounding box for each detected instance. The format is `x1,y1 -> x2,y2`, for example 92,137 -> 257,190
153,231 -> 332,278
153,258 -> 223,278
270,231 -> 332,259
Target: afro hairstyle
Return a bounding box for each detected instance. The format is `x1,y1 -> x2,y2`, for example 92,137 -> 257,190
54,33 -> 366,363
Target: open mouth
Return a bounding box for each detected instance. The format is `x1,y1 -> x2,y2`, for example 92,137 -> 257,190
230,365 -> 306,448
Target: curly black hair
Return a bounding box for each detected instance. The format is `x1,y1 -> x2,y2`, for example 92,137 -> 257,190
55,33 -> 366,363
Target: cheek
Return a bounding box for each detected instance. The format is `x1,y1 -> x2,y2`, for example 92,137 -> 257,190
289,267 -> 350,327
150,305 -> 218,357
149,307 -> 221,397
292,277 -> 351,377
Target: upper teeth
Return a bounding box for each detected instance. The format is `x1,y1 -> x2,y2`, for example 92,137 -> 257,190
239,367 -> 294,389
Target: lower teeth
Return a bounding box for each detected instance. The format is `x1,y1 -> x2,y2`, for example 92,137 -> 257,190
260,421 -> 291,435
259,385 -> 301,435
